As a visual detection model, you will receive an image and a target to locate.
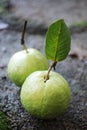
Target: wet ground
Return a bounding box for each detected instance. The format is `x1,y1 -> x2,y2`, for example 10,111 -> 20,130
0,0 -> 87,130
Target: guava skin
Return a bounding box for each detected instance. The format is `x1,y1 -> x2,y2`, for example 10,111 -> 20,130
20,71 -> 71,119
7,49 -> 48,86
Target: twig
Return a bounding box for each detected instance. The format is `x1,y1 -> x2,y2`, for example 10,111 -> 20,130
21,20 -> 28,53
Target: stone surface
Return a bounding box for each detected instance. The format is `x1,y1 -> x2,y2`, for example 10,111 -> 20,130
0,30 -> 87,130
70,32 -> 87,60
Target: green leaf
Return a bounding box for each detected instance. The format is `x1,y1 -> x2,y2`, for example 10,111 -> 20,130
45,19 -> 71,61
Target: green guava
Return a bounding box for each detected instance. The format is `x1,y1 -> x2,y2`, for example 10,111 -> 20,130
7,49 -> 48,86
20,71 -> 71,119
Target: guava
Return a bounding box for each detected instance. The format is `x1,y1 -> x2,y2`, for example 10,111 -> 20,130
7,49 -> 48,86
20,71 -> 71,119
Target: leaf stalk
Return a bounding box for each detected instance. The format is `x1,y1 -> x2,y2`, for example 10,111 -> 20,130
44,61 -> 57,82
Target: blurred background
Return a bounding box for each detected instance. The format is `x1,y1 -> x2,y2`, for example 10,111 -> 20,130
1,0 -> 87,24
0,0 -> 87,26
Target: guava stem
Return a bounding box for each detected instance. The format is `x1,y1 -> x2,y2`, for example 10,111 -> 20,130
44,61 -> 57,82
21,20 -> 28,53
